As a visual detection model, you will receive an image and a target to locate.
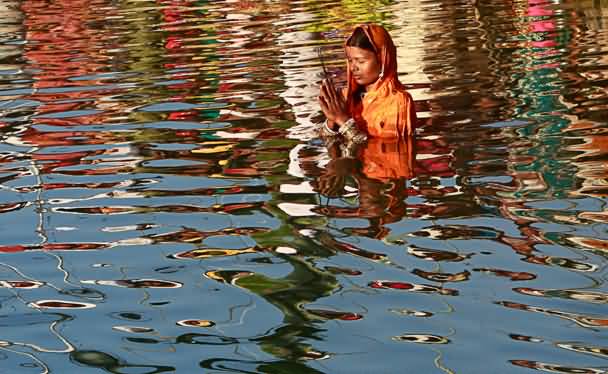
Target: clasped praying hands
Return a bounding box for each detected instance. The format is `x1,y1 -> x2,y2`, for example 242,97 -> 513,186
318,79 -> 349,129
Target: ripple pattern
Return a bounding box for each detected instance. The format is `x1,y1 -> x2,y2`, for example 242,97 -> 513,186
0,0 -> 607,373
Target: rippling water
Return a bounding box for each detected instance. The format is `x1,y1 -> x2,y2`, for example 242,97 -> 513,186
0,0 -> 607,372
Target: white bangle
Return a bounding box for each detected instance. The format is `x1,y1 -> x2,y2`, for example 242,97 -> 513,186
321,120 -> 339,136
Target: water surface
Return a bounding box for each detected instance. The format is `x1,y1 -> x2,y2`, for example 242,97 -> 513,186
0,0 -> 607,373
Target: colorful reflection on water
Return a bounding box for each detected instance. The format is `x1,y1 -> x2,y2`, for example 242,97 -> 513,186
0,0 -> 607,372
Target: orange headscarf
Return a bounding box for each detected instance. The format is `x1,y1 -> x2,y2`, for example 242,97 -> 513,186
344,24 -> 417,138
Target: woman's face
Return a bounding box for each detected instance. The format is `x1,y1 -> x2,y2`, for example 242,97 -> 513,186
346,46 -> 381,88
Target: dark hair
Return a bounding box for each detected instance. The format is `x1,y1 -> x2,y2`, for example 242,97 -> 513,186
346,28 -> 375,52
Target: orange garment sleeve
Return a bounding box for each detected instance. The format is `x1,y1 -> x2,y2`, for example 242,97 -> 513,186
397,91 -> 417,138
361,90 -> 416,139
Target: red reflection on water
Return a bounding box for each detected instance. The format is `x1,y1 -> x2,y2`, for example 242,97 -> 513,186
22,0 -> 123,126
369,280 -> 413,290
29,299 -> 96,309
305,308 -> 363,321
0,242 -> 113,253
369,280 -> 458,296
526,0 -> 558,49
0,245 -> 31,253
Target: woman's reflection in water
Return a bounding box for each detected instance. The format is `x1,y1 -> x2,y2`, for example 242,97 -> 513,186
311,135 -> 414,240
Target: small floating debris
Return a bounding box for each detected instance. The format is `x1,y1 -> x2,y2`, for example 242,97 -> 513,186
112,326 -> 155,334
393,334 -> 450,344
275,246 -> 297,255
176,319 -> 215,328
28,300 -> 96,309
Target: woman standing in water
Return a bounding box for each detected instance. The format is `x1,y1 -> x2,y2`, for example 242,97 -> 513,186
318,23 -> 417,140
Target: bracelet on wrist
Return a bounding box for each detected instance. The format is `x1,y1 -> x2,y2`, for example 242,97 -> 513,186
321,119 -> 338,136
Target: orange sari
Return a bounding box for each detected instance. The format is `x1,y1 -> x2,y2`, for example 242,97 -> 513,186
345,24 -> 417,138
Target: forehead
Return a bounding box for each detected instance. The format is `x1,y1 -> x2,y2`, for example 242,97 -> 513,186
345,46 -> 377,60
